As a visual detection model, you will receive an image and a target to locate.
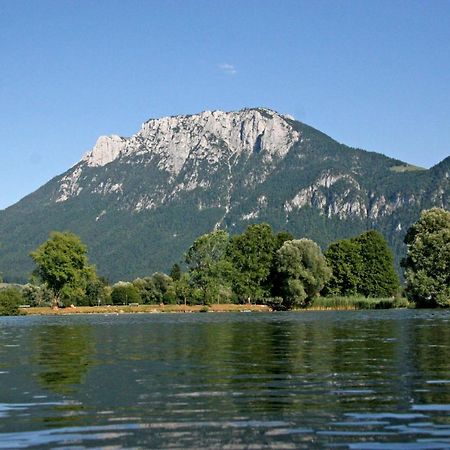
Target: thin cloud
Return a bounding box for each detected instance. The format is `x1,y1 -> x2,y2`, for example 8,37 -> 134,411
218,63 -> 237,75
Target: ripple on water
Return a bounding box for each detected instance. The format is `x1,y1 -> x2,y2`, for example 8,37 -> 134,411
349,443 -> 450,449
1,310 -> 450,448
345,413 -> 429,420
0,423 -> 139,449
412,404 -> 450,412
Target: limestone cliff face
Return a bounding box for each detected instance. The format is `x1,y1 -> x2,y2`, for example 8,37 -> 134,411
82,109 -> 299,172
53,108 -> 431,227
55,108 -> 301,211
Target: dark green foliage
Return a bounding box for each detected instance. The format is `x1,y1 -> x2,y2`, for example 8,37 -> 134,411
0,288 -> 23,315
324,231 -> 399,298
275,231 -> 294,249
186,230 -> 229,272
323,239 -> 362,296
169,263 -> 182,281
275,239 -> 331,309
403,208 -> 450,307
133,273 -> 176,304
355,231 -> 400,297
132,277 -> 155,304
30,231 -> 97,306
227,223 -> 277,302
83,278 -> 109,306
111,283 -> 141,305
152,272 -> 176,304
185,230 -> 233,304
173,273 -> 191,305
9,218 -> 431,309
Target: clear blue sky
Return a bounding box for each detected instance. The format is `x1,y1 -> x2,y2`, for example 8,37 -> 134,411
1,0 -> 449,210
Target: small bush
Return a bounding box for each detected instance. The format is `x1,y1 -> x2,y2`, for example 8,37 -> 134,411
392,297 -> 412,308
263,297 -> 284,311
22,284 -> 52,307
0,288 -> 23,316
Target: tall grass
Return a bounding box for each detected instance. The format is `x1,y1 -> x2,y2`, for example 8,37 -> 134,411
309,296 -> 411,310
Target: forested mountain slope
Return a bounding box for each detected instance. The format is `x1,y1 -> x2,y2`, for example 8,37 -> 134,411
1,108 -> 448,282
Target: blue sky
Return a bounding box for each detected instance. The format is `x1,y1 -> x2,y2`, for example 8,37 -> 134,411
1,0 -> 449,209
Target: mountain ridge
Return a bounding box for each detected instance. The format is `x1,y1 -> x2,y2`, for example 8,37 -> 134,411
0,107 -> 448,282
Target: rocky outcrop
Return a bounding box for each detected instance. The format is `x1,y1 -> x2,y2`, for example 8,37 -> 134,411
55,108 -> 301,211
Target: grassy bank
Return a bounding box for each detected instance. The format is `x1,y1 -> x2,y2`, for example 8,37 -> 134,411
307,296 -> 411,310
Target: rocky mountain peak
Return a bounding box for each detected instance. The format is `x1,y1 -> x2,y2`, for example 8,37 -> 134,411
83,135 -> 127,167
80,108 -> 300,174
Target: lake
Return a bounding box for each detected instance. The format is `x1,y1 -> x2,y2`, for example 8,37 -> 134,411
1,310 -> 449,449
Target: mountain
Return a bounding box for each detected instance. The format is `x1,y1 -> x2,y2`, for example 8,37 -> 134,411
0,108 -> 448,282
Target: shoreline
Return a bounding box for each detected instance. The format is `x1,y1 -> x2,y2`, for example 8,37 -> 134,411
19,303 -> 413,315
21,304 -> 272,315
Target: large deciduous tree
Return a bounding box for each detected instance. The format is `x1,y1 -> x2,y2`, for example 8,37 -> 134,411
275,239 -> 331,309
185,230 -> 233,304
323,230 -> 399,298
402,208 -> 450,307
323,239 -> 363,297
227,223 -> 281,302
30,231 -> 97,306
354,230 -> 399,298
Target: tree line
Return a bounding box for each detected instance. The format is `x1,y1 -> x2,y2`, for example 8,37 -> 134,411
1,208 -> 449,314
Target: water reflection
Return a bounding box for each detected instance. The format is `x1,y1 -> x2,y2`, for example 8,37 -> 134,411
0,311 -> 449,448
34,325 -> 95,394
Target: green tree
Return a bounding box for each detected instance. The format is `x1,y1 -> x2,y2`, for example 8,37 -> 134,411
323,230 -> 399,298
227,223 -> 277,302
323,239 -> 363,296
152,272 -> 176,304
186,230 -> 229,272
275,239 -> 331,309
133,273 -> 177,304
111,282 -> 141,305
186,230 -> 233,304
174,272 -> 192,305
169,263 -> 182,281
275,231 -> 294,249
0,288 -> 23,315
132,277 -> 156,304
402,208 -> 450,307
83,277 -> 109,306
268,230 -> 295,298
30,231 -> 97,307
355,230 -> 399,297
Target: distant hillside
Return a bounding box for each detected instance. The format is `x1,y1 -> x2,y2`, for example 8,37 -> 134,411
0,108 -> 448,282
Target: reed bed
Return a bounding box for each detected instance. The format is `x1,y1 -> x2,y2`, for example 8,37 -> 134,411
308,296 -> 411,310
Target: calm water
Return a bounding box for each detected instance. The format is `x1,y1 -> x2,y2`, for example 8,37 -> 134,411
0,310 -> 449,449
